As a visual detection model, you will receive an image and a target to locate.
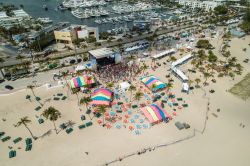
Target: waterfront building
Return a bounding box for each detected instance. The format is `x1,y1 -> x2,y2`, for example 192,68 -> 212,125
0,12 -> 8,19
177,0 -> 221,11
12,9 -> 30,19
54,24 -> 99,45
0,9 -> 31,29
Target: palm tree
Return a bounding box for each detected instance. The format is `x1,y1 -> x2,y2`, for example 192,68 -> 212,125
80,97 -> 91,110
127,55 -> 135,63
194,78 -> 201,87
72,88 -> 80,106
203,72 -> 210,85
27,85 -> 43,106
229,72 -> 235,80
133,91 -> 143,104
96,105 -> 107,124
76,70 -> 82,76
151,83 -> 157,92
165,82 -> 173,91
16,116 -> 37,140
128,85 -> 136,102
42,107 -> 61,134
140,63 -> 148,75
26,95 -> 31,101
223,50 -> 231,61
169,56 -> 177,62
27,85 -> 36,97
106,82 -> 114,89
188,80 -> 193,87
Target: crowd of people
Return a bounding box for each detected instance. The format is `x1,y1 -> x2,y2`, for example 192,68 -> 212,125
95,62 -> 141,83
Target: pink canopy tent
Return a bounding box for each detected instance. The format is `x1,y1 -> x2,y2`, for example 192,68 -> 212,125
140,103 -> 169,124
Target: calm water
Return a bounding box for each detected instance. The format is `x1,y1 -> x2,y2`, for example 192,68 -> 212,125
0,0 -> 136,32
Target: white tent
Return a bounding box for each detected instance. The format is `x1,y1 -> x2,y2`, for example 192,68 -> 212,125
75,64 -> 86,71
171,67 -> 188,81
152,48 -> 176,59
120,82 -> 130,91
171,54 -> 193,68
182,83 -> 189,92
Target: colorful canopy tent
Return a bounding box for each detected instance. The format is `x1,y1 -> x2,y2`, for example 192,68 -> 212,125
91,88 -> 113,106
68,75 -> 95,89
140,76 -> 166,92
140,104 -> 169,124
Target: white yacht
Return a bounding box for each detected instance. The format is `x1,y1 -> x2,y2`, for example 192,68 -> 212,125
37,17 -> 53,24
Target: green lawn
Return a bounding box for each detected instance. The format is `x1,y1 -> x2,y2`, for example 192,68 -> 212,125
229,73 -> 250,100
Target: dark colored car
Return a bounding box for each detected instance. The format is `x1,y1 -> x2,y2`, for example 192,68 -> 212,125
5,85 -> 14,90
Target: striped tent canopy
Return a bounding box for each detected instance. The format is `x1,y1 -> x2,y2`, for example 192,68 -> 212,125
68,75 -> 95,89
140,75 -> 166,92
140,103 -> 169,124
91,88 -> 112,106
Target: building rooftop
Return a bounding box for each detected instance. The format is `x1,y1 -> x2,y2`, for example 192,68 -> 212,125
0,12 -> 8,19
13,9 -> 30,18
60,25 -> 87,32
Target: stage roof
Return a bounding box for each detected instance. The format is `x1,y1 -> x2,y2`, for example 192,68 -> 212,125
88,48 -> 116,59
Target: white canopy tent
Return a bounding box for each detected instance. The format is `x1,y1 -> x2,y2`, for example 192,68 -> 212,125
171,67 -> 188,81
171,54 -> 193,68
182,83 -> 189,92
152,48 -> 176,59
120,82 -> 130,91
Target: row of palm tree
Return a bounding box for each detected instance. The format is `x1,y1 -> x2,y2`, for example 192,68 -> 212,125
16,106 -> 61,140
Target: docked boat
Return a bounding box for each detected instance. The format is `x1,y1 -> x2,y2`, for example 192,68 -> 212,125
37,17 -> 53,24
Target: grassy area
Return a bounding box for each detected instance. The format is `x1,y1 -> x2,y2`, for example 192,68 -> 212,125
229,73 -> 250,100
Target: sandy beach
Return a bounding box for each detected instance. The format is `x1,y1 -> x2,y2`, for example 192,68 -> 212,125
0,35 -> 250,166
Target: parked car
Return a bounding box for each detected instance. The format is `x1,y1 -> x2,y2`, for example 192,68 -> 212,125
5,85 -> 14,90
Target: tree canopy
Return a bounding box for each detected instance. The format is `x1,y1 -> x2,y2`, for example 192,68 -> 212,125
196,40 -> 213,49
214,5 -> 228,15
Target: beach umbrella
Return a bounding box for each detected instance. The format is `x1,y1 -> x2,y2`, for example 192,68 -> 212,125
136,124 -> 141,129
139,119 -> 144,123
104,112 -> 109,116
130,118 -> 135,123
116,124 -> 121,129
134,130 -> 140,135
109,111 -> 115,116
143,124 -> 148,129
123,119 -> 128,123
97,119 -> 102,124
105,116 -> 110,120
125,114 -> 129,118
129,125 -> 134,131
127,110 -> 132,115
134,114 -> 139,119
106,123 -> 111,129
118,116 -> 122,120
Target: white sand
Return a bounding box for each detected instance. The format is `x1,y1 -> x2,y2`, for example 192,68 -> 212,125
0,36 -> 250,166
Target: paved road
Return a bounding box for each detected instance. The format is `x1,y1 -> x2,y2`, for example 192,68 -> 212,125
0,22 -> 199,68
0,66 -> 74,93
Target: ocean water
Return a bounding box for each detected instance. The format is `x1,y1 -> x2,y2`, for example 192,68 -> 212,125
0,0 -> 134,32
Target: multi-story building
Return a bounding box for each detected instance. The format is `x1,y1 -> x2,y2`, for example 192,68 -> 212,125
178,0 -> 221,11
54,24 -> 99,45
0,9 -> 31,29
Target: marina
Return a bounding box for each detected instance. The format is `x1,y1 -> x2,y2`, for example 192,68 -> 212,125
0,0 -> 177,32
